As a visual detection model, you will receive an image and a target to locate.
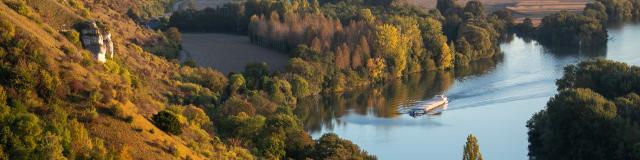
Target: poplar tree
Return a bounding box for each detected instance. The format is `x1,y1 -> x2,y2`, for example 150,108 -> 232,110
463,134 -> 483,160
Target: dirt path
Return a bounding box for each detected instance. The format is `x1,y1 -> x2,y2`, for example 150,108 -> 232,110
181,33 -> 289,74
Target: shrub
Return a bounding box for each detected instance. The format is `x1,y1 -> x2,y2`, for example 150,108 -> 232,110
315,133 -> 376,160
228,73 -> 246,95
152,110 -> 183,135
110,104 -> 133,123
62,30 -> 81,46
216,96 -> 255,118
5,0 -> 33,18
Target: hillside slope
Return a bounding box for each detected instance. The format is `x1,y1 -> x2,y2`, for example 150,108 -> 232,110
0,0 -> 374,159
0,0 -> 250,159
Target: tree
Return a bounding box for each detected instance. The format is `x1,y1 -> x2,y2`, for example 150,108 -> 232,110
464,1 -> 485,18
243,62 -> 270,90
556,59 -> 640,98
373,24 -> 407,78
421,18 -> 453,69
584,2 -> 609,23
463,134 -> 483,160
36,132 -> 65,160
62,30 -> 81,46
217,96 -> 256,118
182,105 -> 211,128
217,112 -> 265,141
1,113 -> 43,159
366,58 -> 385,81
514,18 -> 535,37
491,9 -> 515,28
598,0 -> 633,23
267,78 -> 296,105
314,133 -> 376,160
165,27 -> 182,44
289,75 -> 311,98
437,0 -> 458,13
152,110 -> 183,135
228,73 -> 246,95
334,43 -> 351,70
527,88 -> 623,159
358,9 -> 376,24
285,129 -> 315,159
537,11 -> 608,48
457,22 -> 495,60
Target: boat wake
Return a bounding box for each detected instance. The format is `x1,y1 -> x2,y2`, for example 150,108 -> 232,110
447,91 -> 553,111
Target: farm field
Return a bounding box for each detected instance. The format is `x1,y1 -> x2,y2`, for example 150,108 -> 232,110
408,0 -> 588,26
407,0 -> 518,10
181,33 -> 289,74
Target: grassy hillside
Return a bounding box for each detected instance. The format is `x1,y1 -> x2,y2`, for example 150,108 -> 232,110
0,0 -> 373,159
0,0 -> 243,159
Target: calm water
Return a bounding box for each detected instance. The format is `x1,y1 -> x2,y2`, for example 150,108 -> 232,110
295,24 -> 640,160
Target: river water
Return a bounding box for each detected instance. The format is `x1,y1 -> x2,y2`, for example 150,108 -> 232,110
295,24 -> 640,160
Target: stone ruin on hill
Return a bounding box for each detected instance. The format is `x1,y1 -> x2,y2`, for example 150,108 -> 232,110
80,21 -> 113,63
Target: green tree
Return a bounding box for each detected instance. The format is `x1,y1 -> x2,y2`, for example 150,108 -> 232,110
584,1 -> 609,23
217,112 -> 265,145
527,88 -> 622,160
152,110 -> 183,135
0,113 -> 43,159
267,78 -> 296,105
314,133 -> 376,160
182,105 -> 211,128
289,75 -> 311,98
462,134 -> 483,160
373,24 -> 407,78
243,62 -> 270,90
537,11 -> 608,48
62,30 -> 81,46
165,27 -> 182,44
464,1 -> 485,18
216,96 -> 256,118
37,132 -> 66,160
437,0 -> 458,13
228,73 -> 246,95
420,18 -> 453,69
556,59 -> 640,98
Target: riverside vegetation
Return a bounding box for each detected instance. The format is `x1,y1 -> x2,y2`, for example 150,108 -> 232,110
0,0 -> 634,159
169,0 -> 514,94
524,1 -> 640,159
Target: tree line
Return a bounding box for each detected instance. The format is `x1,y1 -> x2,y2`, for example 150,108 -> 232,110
167,0 -> 512,94
528,60 -> 640,159
244,0 -> 512,93
516,0 -> 640,48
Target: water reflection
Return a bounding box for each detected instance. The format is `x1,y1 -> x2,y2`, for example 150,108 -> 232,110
294,24 -> 640,160
296,59 -> 500,133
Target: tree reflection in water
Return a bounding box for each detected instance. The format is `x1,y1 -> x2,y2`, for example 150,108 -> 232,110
295,58 -> 501,133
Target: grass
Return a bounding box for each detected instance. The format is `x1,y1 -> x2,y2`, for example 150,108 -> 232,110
25,0 -> 84,29
0,0 -> 230,158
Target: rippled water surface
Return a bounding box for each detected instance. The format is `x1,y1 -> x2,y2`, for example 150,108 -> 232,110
295,24 -> 640,160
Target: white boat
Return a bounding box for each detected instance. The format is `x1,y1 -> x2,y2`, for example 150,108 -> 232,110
408,95 -> 448,115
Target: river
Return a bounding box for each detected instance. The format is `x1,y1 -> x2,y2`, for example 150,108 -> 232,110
295,23 -> 640,160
